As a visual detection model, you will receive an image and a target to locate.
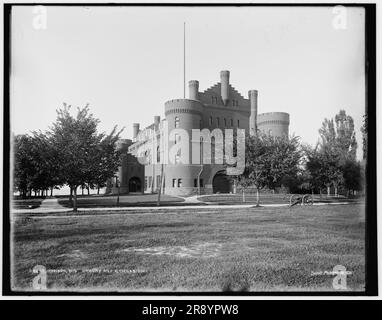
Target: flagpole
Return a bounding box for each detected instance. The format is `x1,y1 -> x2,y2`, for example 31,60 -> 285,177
183,22 -> 186,99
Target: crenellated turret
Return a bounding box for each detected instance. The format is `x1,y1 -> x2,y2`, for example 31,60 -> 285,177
189,80 -> 199,100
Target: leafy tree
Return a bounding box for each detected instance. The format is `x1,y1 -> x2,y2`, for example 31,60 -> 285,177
236,133 -> 302,206
342,159 -> 362,195
30,131 -> 64,196
13,134 -> 35,198
361,114 -> 367,160
49,104 -> 122,211
316,110 -> 358,196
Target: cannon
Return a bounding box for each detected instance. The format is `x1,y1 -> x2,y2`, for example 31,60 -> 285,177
289,194 -> 314,207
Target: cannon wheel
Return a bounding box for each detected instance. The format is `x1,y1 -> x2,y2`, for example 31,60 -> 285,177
303,194 -> 314,206
290,194 -> 302,207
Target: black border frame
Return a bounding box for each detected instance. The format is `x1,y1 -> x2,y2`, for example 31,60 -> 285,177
2,2 -> 378,297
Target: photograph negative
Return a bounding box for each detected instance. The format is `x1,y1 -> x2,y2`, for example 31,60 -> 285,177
5,3 -> 376,295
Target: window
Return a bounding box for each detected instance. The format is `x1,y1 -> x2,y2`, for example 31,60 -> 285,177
209,116 -> 213,126
230,119 -> 233,127
145,150 -> 151,165
174,133 -> 179,144
148,176 -> 152,189
156,146 -> 160,163
216,117 -> 220,127
224,118 -> 227,127
144,177 -> 148,190
178,179 -> 182,188
175,152 -> 181,164
194,178 -> 204,188
237,119 -> 240,127
175,117 -> 180,128
172,179 -> 176,188
156,175 -> 161,190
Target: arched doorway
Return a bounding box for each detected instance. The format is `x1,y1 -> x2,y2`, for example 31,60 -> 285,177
128,177 -> 142,193
212,171 -> 232,194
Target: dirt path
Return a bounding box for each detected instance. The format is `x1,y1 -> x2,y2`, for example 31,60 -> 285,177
36,198 -> 67,211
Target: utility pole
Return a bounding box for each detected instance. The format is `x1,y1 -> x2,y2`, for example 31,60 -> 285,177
157,163 -> 164,206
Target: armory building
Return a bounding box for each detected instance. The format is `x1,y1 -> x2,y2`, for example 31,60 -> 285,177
108,70 -> 290,196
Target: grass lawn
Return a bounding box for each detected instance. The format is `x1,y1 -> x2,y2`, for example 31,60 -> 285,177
11,204 -> 365,292
57,194 -> 185,208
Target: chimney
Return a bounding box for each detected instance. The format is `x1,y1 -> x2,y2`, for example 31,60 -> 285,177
154,116 -> 160,129
133,123 -> 140,139
189,80 -> 199,100
248,90 -> 258,136
220,70 -> 230,105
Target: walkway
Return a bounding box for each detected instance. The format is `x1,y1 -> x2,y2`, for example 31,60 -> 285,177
31,198 -> 66,212
11,201 -> 363,215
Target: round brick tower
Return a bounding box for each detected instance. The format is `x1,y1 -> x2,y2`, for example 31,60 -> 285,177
257,112 -> 290,137
164,98 -> 203,196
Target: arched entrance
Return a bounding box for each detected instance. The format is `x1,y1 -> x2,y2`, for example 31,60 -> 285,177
128,177 -> 142,193
212,171 -> 232,194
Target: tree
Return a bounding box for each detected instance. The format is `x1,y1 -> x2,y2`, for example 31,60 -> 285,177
236,133 -> 302,206
13,133 -> 62,198
86,126 -> 124,195
13,134 -> 35,198
361,114 -> 367,160
49,104 -> 122,211
316,110 -> 358,196
30,131 -> 64,196
342,159 -> 362,195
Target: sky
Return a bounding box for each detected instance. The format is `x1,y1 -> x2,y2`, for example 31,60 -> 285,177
11,5 -> 366,159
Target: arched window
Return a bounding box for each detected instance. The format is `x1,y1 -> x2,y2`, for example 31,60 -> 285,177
175,152 -> 181,164
175,117 -> 180,128
237,119 -> 240,127
224,118 -> 227,127
216,117 -> 220,127
209,116 -> 213,126
156,145 -> 160,163
145,150 -> 151,165
230,119 -> 233,127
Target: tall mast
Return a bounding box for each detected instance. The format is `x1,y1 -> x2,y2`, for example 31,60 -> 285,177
183,22 -> 186,99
